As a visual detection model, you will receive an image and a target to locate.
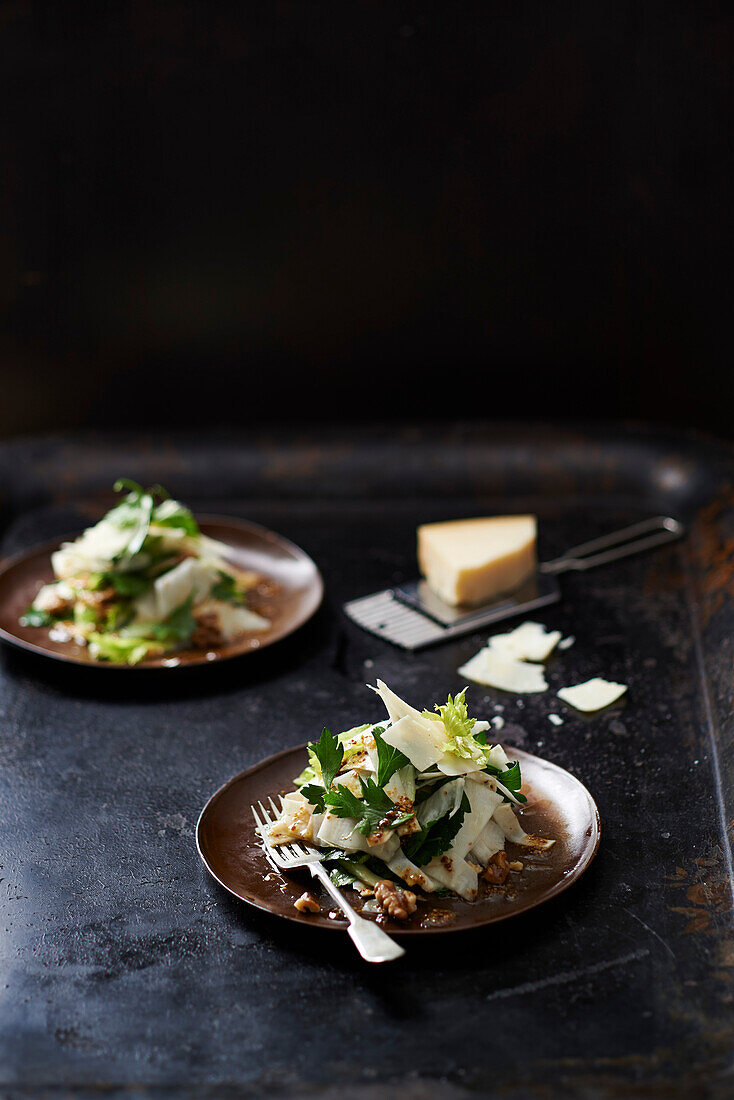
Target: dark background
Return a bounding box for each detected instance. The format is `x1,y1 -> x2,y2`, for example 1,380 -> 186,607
1,2 -> 732,440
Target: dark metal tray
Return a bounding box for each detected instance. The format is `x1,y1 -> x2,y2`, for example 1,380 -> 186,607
0,424 -> 731,1100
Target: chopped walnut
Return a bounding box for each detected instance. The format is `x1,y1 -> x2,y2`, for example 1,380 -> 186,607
374,880 -> 417,921
191,611 -> 223,649
294,892 -> 320,914
508,860 -> 524,872
483,851 -> 510,885
76,586 -> 116,609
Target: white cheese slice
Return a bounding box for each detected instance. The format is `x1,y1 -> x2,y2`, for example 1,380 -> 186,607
153,558 -> 215,619
52,519 -> 133,578
379,714 -> 446,772
557,678 -> 627,712
548,713 -> 564,726
488,621 -> 562,662
199,600 -> 270,636
485,743 -> 509,769
458,648 -> 548,693
370,679 -> 426,725
417,515 -> 537,607
435,752 -> 485,777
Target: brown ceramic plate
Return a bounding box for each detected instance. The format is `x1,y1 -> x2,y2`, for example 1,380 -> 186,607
197,744 -> 601,935
0,516 -> 323,669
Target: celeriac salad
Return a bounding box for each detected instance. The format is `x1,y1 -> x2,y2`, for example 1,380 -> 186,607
22,480 -> 271,664
269,681 -> 554,919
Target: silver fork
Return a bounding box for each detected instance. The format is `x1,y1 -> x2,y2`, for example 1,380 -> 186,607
251,799 -> 405,963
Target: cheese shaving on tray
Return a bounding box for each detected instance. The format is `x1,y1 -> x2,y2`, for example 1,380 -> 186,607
457,620 -> 561,693
556,678 -> 627,712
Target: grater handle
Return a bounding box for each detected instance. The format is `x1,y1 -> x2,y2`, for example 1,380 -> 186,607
540,516 -> 684,575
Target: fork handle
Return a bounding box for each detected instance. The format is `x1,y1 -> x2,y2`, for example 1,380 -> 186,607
309,863 -> 405,963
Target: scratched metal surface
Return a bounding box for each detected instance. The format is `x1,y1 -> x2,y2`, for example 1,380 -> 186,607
0,425 -> 731,1100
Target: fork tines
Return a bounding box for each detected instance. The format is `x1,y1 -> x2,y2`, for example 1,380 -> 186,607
251,799 -> 319,865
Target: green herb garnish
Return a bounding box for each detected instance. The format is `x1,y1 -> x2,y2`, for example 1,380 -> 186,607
484,760 -> 527,804
210,570 -> 244,605
300,727 -> 344,810
323,776 -> 413,836
20,608 -> 56,628
373,725 -> 409,787
403,792 -> 470,866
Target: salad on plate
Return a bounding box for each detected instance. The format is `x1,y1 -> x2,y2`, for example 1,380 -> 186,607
268,681 -> 554,921
21,480 -> 271,664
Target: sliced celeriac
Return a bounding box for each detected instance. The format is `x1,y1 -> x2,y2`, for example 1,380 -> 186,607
417,779 -> 465,828
557,678 -> 627,712
493,803 -> 555,849
316,815 -> 400,859
383,764 -> 416,804
194,599 -> 270,637
387,851 -> 441,893
438,780 -> 499,862
469,819 -> 506,865
152,558 -> 217,619
423,854 -> 479,901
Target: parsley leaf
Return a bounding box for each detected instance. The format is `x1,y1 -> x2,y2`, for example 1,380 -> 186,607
106,572 -> 152,598
325,779 -> 386,836
153,502 -> 200,537
299,727 -> 343,811
311,727 -> 344,790
324,776 -> 413,837
373,725 -> 410,787
141,595 -> 197,644
109,485 -> 154,562
20,608 -> 55,628
403,791 -> 470,866
210,570 -> 245,605
484,760 -> 527,804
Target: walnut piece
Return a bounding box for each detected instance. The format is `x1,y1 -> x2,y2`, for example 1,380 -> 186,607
374,880 -> 417,921
483,851 -> 510,885
77,586 -> 116,609
191,611 -> 223,649
294,892 -> 320,914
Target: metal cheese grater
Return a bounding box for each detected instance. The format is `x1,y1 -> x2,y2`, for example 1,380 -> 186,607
343,516 -> 684,651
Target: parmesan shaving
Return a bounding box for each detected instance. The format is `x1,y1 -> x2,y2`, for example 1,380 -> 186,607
458,648 -> 548,693
488,621 -> 562,662
557,678 -> 627,712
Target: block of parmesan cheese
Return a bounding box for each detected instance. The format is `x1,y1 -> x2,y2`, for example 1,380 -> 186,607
417,515 -> 537,607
